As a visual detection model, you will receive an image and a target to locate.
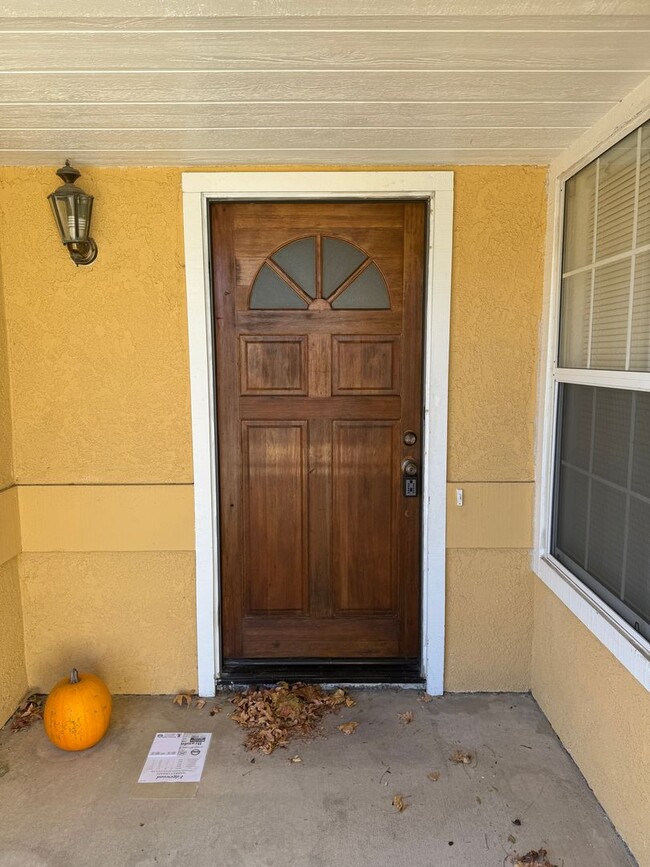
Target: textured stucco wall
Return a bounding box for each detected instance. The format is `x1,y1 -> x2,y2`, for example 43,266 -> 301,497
0,168 -> 192,485
19,552 -> 197,695
0,164 -> 545,698
531,583 -> 650,867
0,260 -> 13,489
0,558 -> 27,725
444,165 -> 545,691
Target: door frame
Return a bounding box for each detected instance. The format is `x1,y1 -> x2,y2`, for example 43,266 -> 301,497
181,171 -> 454,697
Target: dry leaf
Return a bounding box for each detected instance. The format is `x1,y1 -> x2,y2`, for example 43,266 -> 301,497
337,721 -> 359,735
194,699 -> 207,709
392,794 -> 406,812
229,682 -> 356,754
418,693 -> 434,703
398,711 -> 414,725
508,834 -> 517,845
8,695 -> 43,732
426,771 -> 440,782
288,755 -> 302,763
512,849 -> 557,867
449,749 -> 472,764
344,697 -> 356,708
209,704 -> 221,716
173,693 -> 193,707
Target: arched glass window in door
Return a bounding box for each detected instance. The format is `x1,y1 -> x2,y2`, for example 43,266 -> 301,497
249,235 -> 391,310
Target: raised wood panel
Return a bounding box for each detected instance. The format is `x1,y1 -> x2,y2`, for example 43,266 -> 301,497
239,396 -> 401,420
240,335 -> 307,395
332,336 -> 400,395
332,421 -> 397,614
241,616 -> 399,658
4,31 -> 650,71
1,71 -> 642,105
242,422 -> 308,615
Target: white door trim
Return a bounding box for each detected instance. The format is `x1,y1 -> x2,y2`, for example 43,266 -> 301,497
181,171 -> 454,697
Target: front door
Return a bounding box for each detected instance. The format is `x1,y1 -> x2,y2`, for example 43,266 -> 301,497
211,201 -> 425,670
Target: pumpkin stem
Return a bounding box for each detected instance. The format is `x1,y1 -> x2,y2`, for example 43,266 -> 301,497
70,668 -> 80,684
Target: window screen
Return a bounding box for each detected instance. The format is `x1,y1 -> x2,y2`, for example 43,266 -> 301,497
553,118 -> 650,641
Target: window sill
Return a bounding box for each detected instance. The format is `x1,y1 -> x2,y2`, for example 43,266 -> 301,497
533,552 -> 649,691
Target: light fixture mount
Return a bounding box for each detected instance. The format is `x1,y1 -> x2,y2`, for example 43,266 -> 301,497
48,159 -> 98,266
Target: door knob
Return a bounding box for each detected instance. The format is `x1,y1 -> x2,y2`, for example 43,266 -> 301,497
402,459 -> 418,477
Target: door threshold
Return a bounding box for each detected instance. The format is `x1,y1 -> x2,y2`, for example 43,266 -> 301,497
218,658 -> 423,686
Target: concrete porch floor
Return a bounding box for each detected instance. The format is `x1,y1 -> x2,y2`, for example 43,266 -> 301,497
0,690 -> 637,867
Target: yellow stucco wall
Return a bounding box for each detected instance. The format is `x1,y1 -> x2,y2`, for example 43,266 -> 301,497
532,583 -> 650,867
0,558 -> 26,725
0,266 -> 13,490
0,164 -> 545,702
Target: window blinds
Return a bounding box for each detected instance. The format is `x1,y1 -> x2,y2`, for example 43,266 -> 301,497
559,120 -> 650,372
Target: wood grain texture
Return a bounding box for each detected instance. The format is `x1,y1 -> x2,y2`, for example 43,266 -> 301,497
1,3 -> 646,165
4,31 -> 650,71
213,200 -> 424,660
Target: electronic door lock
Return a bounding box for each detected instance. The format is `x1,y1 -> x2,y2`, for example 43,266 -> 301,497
402,459 -> 419,497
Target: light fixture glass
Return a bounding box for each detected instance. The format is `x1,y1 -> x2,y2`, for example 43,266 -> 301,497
48,160 -> 97,265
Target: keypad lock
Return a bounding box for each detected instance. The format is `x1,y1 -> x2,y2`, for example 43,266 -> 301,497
402,458 -> 418,497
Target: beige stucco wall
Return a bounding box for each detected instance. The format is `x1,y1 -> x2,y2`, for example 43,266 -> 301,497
0,164 -> 545,700
532,582 -> 650,867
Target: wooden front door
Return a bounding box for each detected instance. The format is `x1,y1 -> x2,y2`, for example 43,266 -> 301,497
212,201 -> 425,665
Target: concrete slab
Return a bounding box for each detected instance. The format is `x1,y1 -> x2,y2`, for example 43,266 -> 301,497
0,691 -> 637,867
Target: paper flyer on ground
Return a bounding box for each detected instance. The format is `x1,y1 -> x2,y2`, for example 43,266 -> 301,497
138,732 -> 212,783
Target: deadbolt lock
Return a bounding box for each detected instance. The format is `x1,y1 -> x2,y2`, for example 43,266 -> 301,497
403,431 -> 417,446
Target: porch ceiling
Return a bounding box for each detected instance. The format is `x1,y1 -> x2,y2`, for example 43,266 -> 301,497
1,0 -> 649,167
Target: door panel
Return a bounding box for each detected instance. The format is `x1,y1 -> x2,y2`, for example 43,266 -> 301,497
242,422 -> 308,615
211,200 -> 425,662
332,421 -> 397,614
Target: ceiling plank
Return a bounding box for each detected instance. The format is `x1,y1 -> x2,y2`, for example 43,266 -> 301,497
0,147 -> 559,166
2,31 -> 649,72
1,70 -> 645,104
0,102 -> 605,129
2,15 -> 650,31
0,127 -> 578,150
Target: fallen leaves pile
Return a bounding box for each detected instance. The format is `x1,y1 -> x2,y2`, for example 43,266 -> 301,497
8,695 -> 43,732
229,682 -> 356,754
512,849 -> 557,867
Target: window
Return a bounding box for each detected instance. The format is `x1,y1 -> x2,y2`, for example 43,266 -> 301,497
552,119 -> 650,642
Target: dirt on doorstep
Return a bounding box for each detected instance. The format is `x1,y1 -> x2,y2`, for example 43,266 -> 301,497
229,682 -> 356,754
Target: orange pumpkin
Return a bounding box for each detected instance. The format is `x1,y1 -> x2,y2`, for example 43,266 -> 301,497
44,668 -> 112,751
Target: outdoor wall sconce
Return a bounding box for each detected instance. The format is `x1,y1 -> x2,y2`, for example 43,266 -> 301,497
48,160 -> 98,266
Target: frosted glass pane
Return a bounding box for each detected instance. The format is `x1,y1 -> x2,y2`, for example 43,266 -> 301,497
595,130 -> 637,260
637,123 -> 650,247
588,480 -> 626,596
625,497 -> 650,623
592,388 -> 631,486
563,162 -> 596,272
558,271 -> 591,367
331,263 -> 390,309
250,264 -> 308,309
632,391 -> 650,498
322,237 -> 367,298
590,258 -> 632,369
630,251 -> 650,371
271,237 -> 316,298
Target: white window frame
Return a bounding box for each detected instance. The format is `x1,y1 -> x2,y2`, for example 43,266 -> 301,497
534,79 -> 650,691
181,171 -> 454,698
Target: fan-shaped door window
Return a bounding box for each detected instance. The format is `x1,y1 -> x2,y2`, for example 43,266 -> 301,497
249,235 -> 391,310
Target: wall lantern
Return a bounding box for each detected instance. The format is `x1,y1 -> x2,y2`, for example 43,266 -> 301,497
48,160 -> 98,266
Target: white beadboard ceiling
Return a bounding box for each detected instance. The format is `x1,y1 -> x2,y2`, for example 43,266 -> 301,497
1,0 -> 650,167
